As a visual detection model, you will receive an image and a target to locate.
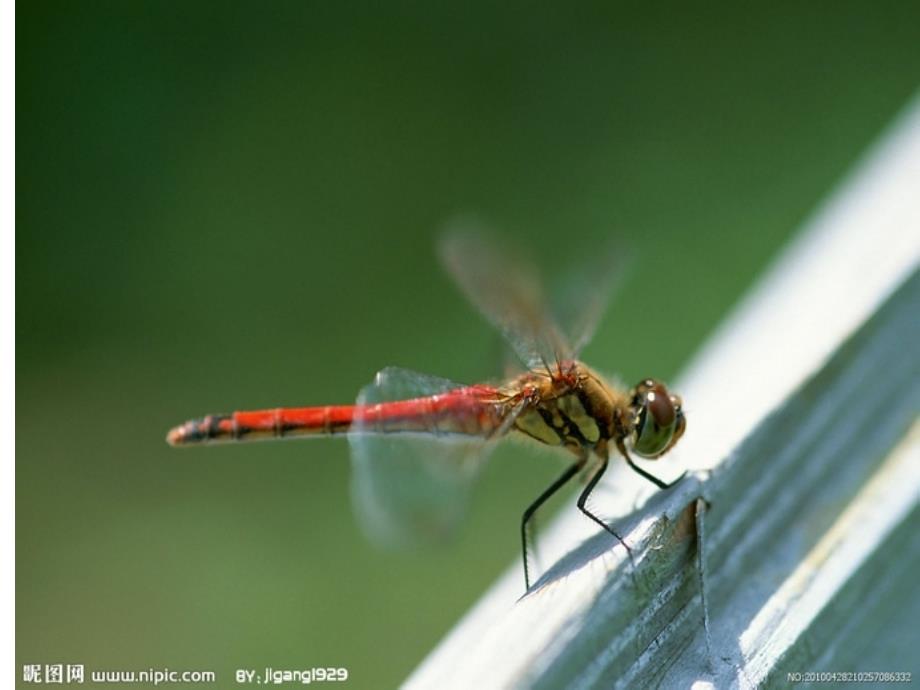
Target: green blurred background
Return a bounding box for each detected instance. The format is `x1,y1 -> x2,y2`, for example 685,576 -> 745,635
17,2 -> 920,687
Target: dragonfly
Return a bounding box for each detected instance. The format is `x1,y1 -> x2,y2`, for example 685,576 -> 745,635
167,229 -> 686,590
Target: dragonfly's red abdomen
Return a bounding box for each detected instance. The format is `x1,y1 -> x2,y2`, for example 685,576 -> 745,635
166,385 -> 504,446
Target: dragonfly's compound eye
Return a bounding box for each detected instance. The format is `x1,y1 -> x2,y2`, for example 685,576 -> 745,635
631,380 -> 682,458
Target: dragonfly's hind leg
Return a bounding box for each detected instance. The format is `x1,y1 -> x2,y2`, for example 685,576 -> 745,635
520,451 -> 586,591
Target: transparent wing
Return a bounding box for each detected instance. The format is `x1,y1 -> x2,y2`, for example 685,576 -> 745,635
349,367 -> 518,548
439,220 -> 630,368
550,240 -> 632,356
439,223 -> 572,370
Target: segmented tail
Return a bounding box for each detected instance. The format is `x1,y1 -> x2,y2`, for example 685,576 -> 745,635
166,387 -> 507,446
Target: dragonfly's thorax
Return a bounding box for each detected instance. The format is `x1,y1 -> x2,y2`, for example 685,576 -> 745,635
510,361 -> 627,452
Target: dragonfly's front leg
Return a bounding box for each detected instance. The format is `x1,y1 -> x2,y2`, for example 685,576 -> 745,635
614,438 -> 686,490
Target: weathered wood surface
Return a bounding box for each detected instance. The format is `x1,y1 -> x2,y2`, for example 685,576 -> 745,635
404,94 -> 920,690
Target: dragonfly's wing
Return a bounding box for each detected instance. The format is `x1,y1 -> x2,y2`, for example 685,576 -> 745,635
349,367 -> 521,548
439,225 -> 572,370
551,241 -> 632,356
439,222 -> 631,368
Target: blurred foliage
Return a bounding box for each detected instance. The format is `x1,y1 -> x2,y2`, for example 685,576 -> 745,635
17,2 -> 920,687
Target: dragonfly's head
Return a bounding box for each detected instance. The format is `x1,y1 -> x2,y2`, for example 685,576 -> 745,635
629,379 -> 686,459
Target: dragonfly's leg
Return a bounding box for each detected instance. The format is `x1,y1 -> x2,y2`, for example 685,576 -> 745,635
615,438 -> 687,490
520,456 -> 585,591
576,454 -> 636,569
